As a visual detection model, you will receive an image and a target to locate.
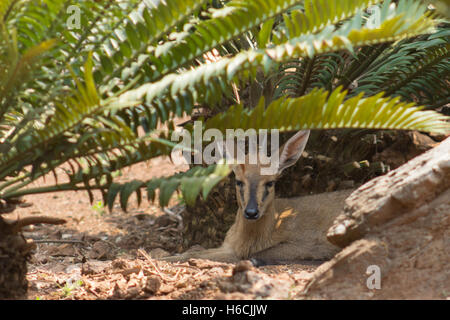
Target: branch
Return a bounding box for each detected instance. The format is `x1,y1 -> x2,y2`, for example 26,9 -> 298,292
11,216 -> 66,233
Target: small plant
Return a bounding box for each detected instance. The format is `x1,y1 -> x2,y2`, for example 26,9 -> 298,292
57,279 -> 83,298
92,201 -> 105,216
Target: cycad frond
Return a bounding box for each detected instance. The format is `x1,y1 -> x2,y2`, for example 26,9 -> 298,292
280,0 -> 378,42
1,162 -> 231,210
0,0 -> 15,21
95,0 -> 211,84
0,54 -> 99,174
274,53 -> 344,98
384,45 -> 449,102
116,1 -> 437,132
152,0 -> 301,74
355,35 -> 450,107
205,87 -> 449,133
106,164 -> 231,210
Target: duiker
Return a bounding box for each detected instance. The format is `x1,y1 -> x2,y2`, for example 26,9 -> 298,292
163,130 -> 352,264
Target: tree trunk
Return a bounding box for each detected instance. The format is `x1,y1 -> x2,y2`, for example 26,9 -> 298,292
181,176 -> 238,249
0,216 -> 31,299
0,212 -> 66,299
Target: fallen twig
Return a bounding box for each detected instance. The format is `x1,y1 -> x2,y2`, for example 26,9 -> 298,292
138,249 -> 181,282
32,239 -> 84,244
11,215 -> 66,233
138,249 -> 163,274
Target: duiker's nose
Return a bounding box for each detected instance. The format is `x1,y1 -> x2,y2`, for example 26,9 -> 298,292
244,207 -> 259,220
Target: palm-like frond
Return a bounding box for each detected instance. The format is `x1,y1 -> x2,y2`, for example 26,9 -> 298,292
273,53 -> 344,97
0,0 -> 448,210
205,87 -> 449,133
107,164 -> 231,210
274,6 -> 449,110
116,0 -> 437,130
0,0 -> 16,21
354,29 -> 450,107
279,0 -> 377,42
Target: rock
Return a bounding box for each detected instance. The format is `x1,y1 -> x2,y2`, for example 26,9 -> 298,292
303,138 -> 450,299
46,244 -> 76,257
143,276 -> 161,294
81,260 -> 111,275
155,214 -> 177,227
65,264 -> 82,275
428,132 -> 448,142
188,258 -> 223,269
88,241 -> 114,260
304,191 -> 450,299
232,260 -> 254,275
328,137 -> 450,248
125,286 -> 140,299
409,131 -> 438,151
158,283 -> 175,294
219,264 -> 294,299
111,258 -> 129,270
184,245 -> 205,253
148,248 -> 170,259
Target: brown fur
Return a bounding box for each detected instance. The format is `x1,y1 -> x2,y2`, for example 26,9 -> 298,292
162,131 -> 353,263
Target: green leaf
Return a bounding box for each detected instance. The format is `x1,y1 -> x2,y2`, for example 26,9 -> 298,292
257,18 -> 275,48
119,179 -> 143,211
205,87 -> 450,134
159,179 -> 180,207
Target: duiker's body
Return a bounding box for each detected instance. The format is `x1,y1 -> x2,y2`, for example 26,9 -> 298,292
163,131 -> 352,264
220,190 -> 352,263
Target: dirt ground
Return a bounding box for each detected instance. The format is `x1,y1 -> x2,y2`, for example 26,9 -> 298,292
7,157 -> 317,300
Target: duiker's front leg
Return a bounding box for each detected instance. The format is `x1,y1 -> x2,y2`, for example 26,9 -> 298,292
251,241 -> 339,265
161,245 -> 239,263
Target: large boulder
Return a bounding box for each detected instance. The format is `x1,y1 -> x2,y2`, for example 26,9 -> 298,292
302,137 -> 450,299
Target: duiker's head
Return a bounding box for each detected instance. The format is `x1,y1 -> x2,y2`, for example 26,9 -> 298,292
232,130 -> 310,220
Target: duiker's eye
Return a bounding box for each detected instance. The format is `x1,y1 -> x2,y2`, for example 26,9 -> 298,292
236,180 -> 244,187
265,181 -> 275,188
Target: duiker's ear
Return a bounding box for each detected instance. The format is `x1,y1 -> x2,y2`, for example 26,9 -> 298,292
232,163 -> 245,176
277,130 -> 310,174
